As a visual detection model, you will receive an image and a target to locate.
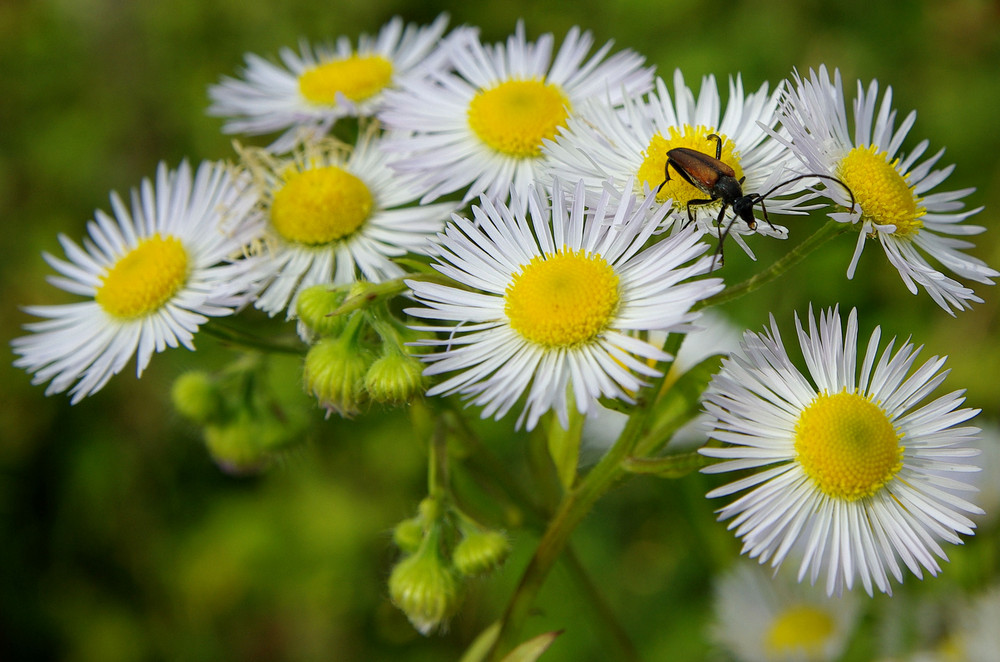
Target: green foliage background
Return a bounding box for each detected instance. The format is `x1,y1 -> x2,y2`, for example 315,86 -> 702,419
2,0 -> 999,660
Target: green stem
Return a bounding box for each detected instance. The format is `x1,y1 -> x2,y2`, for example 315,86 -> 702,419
448,408 -> 638,659
332,272 -> 457,317
698,220 -> 852,309
428,415 -> 449,500
562,550 -> 640,662
487,334 -> 684,660
202,321 -> 305,355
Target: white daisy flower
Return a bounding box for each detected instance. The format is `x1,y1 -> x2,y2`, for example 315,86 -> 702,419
542,70 -> 814,259
711,562 -> 861,662
379,22 -> 654,204
12,161 -> 261,403
208,14 -> 453,152
241,130 -> 456,318
777,66 -> 998,314
701,306 -> 983,596
405,178 -> 724,431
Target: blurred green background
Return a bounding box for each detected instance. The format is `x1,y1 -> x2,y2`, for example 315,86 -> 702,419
2,0 -> 999,660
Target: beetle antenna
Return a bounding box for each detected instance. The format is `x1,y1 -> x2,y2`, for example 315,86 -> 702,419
758,173 -> 856,213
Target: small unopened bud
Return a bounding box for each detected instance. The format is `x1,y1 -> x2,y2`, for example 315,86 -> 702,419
365,350 -> 428,404
203,412 -> 269,475
453,529 -> 511,577
303,336 -> 372,417
388,531 -> 460,635
392,516 -> 426,555
171,371 -> 223,424
296,285 -> 349,338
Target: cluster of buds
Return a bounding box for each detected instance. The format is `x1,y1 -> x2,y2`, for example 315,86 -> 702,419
299,283 -> 429,417
388,495 -> 511,634
171,358 -> 308,474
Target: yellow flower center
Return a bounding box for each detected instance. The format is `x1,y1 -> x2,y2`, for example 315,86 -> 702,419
270,166 -> 373,245
765,604 -> 835,657
467,79 -> 571,158
298,54 -> 393,105
795,390 -> 904,501
837,145 -> 925,238
505,249 -> 620,347
637,126 -> 745,206
95,234 -> 189,318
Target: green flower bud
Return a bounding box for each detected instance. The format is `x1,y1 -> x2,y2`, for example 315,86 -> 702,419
295,285 -> 348,338
302,336 -> 372,417
202,412 -> 269,475
453,529 -> 511,577
171,371 -> 223,424
392,516 -> 426,555
364,350 -> 428,404
388,532 -> 460,635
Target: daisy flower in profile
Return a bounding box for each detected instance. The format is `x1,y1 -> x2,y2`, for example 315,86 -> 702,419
241,130 -> 455,318
379,22 -> 653,204
405,178 -> 724,431
12,161 -> 261,403
542,70 -> 809,258
777,66 -> 998,313
711,562 -> 861,662
208,14 -> 453,152
701,306 -> 983,596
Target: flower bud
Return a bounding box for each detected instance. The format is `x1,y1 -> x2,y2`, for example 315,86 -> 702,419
392,516 -> 426,555
453,529 -> 511,577
295,285 -> 349,338
202,412 -> 269,475
364,350 -> 428,404
302,336 -> 372,417
171,371 -> 223,424
388,534 -> 460,635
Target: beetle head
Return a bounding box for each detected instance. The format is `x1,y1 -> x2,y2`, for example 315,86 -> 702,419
731,196 -> 758,230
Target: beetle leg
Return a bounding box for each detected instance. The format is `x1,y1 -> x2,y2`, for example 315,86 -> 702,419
706,133 -> 723,160
684,198 -> 717,227
713,204 -> 747,268
755,196 -> 776,231
657,158 -> 678,195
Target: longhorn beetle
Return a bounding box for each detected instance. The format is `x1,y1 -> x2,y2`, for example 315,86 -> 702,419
658,133 -> 856,265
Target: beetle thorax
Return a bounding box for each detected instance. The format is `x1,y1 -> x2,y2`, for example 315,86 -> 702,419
713,176 -> 745,204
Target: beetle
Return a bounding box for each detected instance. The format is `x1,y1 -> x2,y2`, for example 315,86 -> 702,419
658,133 -> 856,264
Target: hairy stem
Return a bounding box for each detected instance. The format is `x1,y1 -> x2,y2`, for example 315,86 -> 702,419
699,220 -> 852,309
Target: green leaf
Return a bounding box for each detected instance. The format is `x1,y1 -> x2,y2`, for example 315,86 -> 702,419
633,354 -> 723,458
500,630 -> 563,662
546,410 -> 583,492
392,256 -> 439,275
595,396 -> 635,414
620,452 -> 711,478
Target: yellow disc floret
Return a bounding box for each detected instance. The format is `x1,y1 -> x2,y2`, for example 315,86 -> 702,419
795,389 -> 904,501
298,54 -> 393,105
270,166 -> 373,245
467,79 -> 571,157
505,249 -> 620,347
765,604 -> 835,658
837,145 -> 925,238
95,234 -> 189,319
638,126 -> 745,206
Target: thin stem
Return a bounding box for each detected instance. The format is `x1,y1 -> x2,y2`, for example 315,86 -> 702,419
428,415 -> 449,499
562,550 -> 641,662
202,321 -> 305,355
331,272 -> 457,317
698,220 -> 852,309
448,409 -> 639,660
487,333 -> 684,660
